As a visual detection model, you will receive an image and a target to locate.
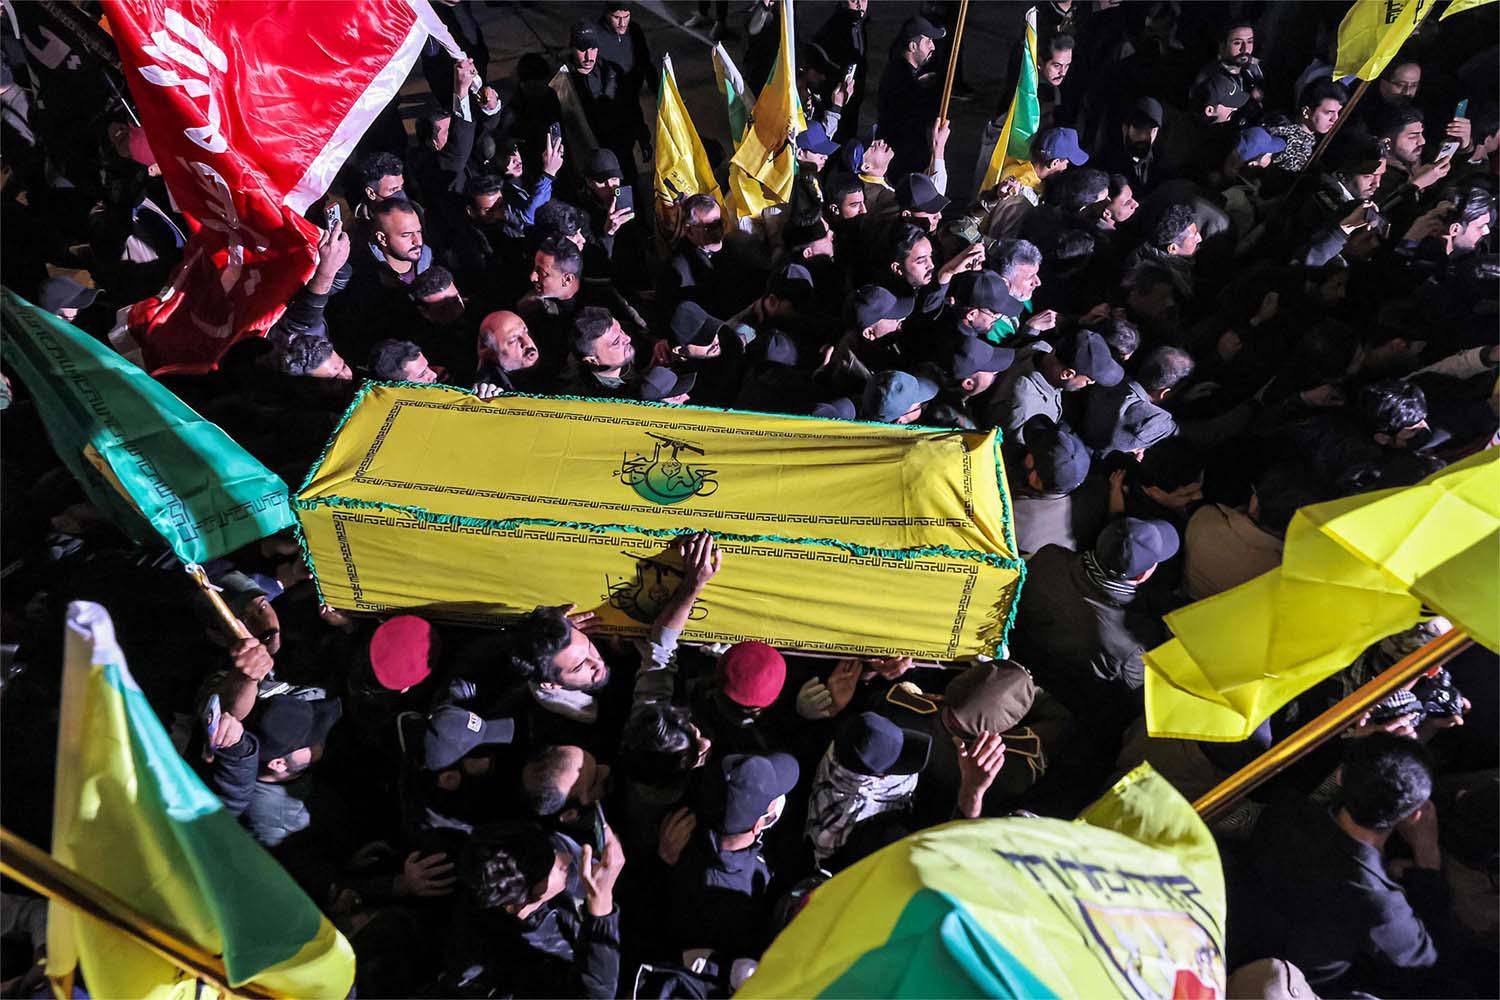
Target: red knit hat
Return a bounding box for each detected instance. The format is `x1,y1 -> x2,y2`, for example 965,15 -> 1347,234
369,615 -> 434,691
718,642 -> 787,708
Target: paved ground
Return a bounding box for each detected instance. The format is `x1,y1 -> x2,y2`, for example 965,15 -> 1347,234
403,1 -> 1029,203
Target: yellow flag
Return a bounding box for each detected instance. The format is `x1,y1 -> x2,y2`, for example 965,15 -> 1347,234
727,0 -> 806,220
296,385 -> 1025,659
653,53 -> 722,245
1145,449 -> 1499,741
741,765 -> 1226,999
1334,0 -> 1437,81
47,602 -> 355,999
1440,0 -> 1496,18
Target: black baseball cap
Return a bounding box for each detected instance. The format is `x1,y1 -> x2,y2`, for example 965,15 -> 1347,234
753,330 -> 801,367
851,285 -> 913,332
1054,329 -> 1125,386
584,147 -> 623,181
944,336 -> 1016,379
38,276 -> 99,315
638,366 -> 697,401
812,397 -> 857,420
1022,415 -> 1090,493
254,695 -> 343,763
570,21 -> 602,50
1127,96 -> 1164,129
768,262 -> 816,307
1096,516 -> 1180,577
897,15 -> 947,42
669,300 -> 723,347
896,172 -> 949,214
713,752 -> 800,834
836,712 -> 932,776
1326,132 -> 1385,174
423,705 -> 516,770
950,271 -> 1018,314
1192,72 -> 1249,111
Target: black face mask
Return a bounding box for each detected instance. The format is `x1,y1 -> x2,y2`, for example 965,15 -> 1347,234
1126,139 -> 1154,159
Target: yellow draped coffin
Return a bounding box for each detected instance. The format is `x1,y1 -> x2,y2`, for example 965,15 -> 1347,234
295,385 -> 1025,659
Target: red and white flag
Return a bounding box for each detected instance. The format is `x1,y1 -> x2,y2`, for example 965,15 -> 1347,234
103,0 -> 463,374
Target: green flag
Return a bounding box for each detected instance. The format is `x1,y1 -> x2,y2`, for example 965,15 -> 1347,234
1,288 -> 293,563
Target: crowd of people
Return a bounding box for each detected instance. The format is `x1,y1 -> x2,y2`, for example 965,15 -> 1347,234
0,1 -> 1497,997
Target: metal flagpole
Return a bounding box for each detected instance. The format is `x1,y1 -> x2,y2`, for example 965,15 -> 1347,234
1193,628 -> 1474,821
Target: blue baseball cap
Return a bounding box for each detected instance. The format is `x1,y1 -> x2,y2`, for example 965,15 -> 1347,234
796,122 -> 841,156
862,370 -> 939,423
1231,126 -> 1287,166
1096,517 -> 1180,578
1034,126 -> 1089,165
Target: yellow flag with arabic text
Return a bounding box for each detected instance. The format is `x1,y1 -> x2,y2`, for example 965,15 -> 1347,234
1334,0 -> 1436,81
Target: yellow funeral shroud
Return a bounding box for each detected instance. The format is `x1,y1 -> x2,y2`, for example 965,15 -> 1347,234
295,385 -> 1024,659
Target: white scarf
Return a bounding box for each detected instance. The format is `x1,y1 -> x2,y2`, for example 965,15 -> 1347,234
805,745 -> 917,864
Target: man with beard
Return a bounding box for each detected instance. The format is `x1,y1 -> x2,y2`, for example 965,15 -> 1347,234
564,22 -> 636,186
1100,97 -> 1168,196
474,310 -> 542,394
660,194 -> 758,318
554,307 -> 638,398
1371,104 -> 1454,225
881,222 -> 986,323
662,301 -> 745,408
876,16 -> 946,177
336,197 -> 435,358
1194,19 -> 1265,107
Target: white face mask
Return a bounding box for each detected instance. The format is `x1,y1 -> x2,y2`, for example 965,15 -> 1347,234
480,99 -> 503,118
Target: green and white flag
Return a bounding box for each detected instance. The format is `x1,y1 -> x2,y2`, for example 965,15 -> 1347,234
712,41 -> 756,145
1,288 -> 293,563
979,6 -> 1040,192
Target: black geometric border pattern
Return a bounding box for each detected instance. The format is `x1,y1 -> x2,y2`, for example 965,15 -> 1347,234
323,510 -> 1015,659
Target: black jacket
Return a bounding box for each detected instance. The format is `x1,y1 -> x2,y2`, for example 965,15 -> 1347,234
1228,799 -> 1452,997
1009,544 -> 1164,719
668,831 -> 775,958
440,898 -> 621,999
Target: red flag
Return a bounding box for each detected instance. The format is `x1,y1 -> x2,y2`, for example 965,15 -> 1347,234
103,0 -> 463,374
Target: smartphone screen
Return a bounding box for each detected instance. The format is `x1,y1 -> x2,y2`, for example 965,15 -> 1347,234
591,802 -> 607,854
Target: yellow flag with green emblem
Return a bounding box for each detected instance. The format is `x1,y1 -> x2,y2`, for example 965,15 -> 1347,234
295,384 -> 1023,659
47,602 -> 354,998
727,0 -> 805,219
740,764 -> 1226,999
1146,448 -> 1499,742
1334,0 -> 1437,80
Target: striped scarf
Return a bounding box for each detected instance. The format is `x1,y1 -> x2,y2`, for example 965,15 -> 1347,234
1082,551 -> 1139,604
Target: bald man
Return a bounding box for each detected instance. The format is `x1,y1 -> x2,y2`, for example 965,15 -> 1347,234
474,310 -> 541,395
